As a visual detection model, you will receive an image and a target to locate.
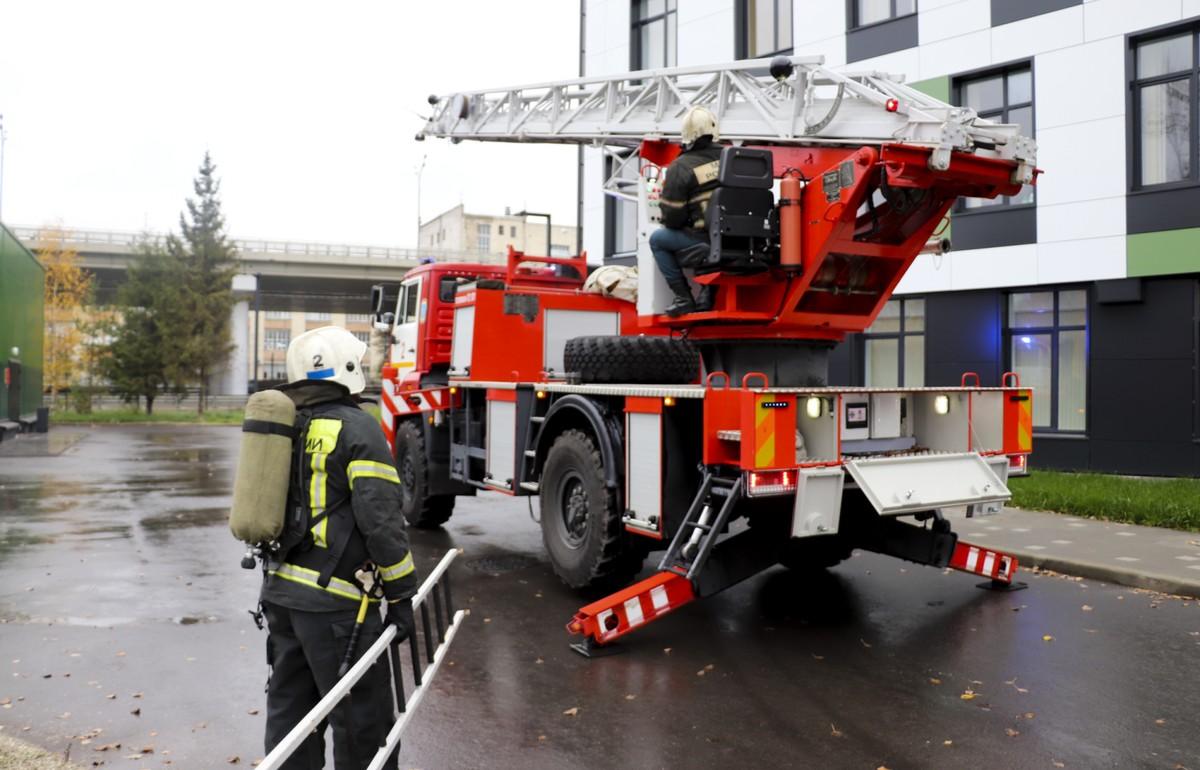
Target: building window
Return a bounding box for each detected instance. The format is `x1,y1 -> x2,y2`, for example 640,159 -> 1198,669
305,311 -> 331,322
631,0 -> 676,71
1006,289 -> 1088,432
265,310 -> 290,320
737,0 -> 792,59
264,329 -> 290,350
497,224 -> 505,236
604,153 -> 640,261
956,65 -> 1035,209
476,223 -> 491,252
851,0 -> 915,28
862,298 -> 924,387
345,314 -> 370,323
1132,28 -> 1197,189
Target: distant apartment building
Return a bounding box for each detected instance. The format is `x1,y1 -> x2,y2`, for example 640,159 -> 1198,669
419,204 -> 579,260
247,310 -> 374,382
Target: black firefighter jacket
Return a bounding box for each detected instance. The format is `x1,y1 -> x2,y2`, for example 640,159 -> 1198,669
260,381 -> 417,612
658,136 -> 723,234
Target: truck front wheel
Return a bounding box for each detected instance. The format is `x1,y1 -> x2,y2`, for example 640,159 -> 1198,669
540,428 -> 643,589
395,420 -> 455,529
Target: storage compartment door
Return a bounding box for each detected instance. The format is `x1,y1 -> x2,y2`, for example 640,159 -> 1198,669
543,309 -> 620,378
845,452 -> 1011,516
486,400 -> 516,490
624,412 -> 662,536
450,305 -> 475,376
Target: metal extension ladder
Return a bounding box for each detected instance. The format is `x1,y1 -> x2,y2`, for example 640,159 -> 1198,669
258,549 -> 467,770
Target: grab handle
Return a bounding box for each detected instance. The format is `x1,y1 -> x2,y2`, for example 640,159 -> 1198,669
741,372 -> 769,389
704,371 -> 731,390
960,372 -> 981,388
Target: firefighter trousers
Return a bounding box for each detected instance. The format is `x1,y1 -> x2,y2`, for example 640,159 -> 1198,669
264,601 -> 398,770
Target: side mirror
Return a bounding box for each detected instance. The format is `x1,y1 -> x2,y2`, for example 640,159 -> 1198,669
370,284 -> 386,316
374,312 -> 395,332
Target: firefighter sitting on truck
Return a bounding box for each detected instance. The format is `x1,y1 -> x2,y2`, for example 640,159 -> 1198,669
262,326 -> 417,770
651,105 -> 722,317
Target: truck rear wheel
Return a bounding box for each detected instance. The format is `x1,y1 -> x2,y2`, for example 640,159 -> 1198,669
563,335 -> 700,385
540,428 -> 643,589
395,420 -> 455,529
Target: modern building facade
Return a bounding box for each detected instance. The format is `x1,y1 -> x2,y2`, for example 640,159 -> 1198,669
581,0 -> 1200,476
420,204 -> 580,260
0,224 -> 45,423
247,310 -> 376,384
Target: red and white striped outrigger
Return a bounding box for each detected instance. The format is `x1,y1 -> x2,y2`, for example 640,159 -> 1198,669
379,377 -> 454,446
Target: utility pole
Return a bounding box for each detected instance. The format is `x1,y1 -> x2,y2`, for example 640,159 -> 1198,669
415,154 -> 427,248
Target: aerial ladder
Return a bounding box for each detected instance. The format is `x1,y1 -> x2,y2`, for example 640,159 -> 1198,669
386,55 -> 1037,653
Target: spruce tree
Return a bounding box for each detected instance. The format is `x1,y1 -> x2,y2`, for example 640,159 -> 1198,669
166,153 -> 239,413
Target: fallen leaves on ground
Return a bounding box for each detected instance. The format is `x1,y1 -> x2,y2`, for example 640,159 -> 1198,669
624,694 -> 636,701
1081,605 -> 1093,612
943,740 -> 953,746
696,664 -> 715,676
860,638 -> 872,648
829,723 -> 843,738
227,756 -> 241,764
562,707 -> 579,717
247,709 -> 259,716
929,678 -> 942,686
960,689 -> 977,701
1005,728 -> 1020,737
1042,635 -> 1054,642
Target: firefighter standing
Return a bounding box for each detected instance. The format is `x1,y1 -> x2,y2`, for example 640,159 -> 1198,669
262,326 -> 417,769
651,105 -> 722,317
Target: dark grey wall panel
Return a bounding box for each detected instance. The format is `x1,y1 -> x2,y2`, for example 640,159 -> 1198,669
1033,436 -> 1090,471
1127,186 -> 1200,234
846,13 -> 918,63
951,206 -> 1037,250
991,0 -> 1081,26
1089,439 -> 1200,477
925,290 -> 1003,386
1090,278 -> 1195,360
827,337 -> 855,386
1090,359 -> 1194,442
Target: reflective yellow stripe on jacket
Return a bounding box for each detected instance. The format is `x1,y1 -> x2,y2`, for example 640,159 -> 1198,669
347,460 -> 401,489
306,419 -> 343,515
379,554 -> 414,583
270,563 -> 379,603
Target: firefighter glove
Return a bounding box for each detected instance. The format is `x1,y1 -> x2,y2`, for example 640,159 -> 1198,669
386,600 -> 416,641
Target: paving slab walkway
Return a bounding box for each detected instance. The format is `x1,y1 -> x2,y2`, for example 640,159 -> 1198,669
951,506 -> 1200,597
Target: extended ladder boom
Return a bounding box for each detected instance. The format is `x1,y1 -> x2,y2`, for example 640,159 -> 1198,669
418,56 -> 1036,182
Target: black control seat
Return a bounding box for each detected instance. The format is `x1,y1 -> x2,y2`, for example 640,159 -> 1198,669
676,146 -> 776,274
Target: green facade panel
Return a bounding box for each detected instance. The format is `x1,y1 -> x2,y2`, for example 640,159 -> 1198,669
0,225 -> 45,417
909,75 -> 950,104
1127,228 -> 1200,278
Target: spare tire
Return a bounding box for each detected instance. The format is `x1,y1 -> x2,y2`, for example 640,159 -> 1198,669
563,335 -> 700,384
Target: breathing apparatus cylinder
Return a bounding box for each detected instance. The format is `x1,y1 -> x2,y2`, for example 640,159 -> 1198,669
230,389 -> 297,547
779,173 -> 803,270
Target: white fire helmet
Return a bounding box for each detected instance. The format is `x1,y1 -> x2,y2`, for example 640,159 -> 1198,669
681,106 -> 719,146
286,326 -> 368,395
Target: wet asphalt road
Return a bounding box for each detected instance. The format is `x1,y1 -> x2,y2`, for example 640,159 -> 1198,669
1,425 -> 1198,769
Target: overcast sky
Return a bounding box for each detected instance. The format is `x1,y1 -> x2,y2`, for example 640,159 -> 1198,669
0,1 -> 581,246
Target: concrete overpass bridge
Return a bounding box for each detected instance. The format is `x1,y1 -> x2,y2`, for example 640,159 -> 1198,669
12,226 -> 501,314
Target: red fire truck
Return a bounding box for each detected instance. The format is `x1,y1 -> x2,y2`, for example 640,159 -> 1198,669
372,57 -> 1038,654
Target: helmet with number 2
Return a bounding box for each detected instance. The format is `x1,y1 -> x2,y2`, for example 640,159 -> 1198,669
285,326 -> 368,395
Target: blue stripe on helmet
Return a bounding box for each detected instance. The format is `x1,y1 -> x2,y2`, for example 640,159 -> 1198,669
307,367 -> 337,380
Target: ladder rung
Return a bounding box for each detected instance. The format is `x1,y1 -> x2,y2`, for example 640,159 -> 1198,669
688,522 -> 712,532
523,449 -> 536,458
519,481 -> 539,492
530,416 -> 545,423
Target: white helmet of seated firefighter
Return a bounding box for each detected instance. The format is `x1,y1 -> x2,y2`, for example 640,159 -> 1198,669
681,106 -> 719,146
286,326 -> 368,395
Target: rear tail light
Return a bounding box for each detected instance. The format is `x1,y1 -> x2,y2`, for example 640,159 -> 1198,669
746,469 -> 798,497
1008,454 -> 1028,475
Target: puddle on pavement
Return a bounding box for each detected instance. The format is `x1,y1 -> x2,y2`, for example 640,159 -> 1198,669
141,508 -> 228,531
464,554 -> 541,575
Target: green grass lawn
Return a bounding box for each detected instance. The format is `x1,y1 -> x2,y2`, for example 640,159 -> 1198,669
1009,470 -> 1200,532
50,408 -> 243,425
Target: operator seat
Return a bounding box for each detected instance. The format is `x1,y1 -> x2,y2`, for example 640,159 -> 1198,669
677,146 -> 776,274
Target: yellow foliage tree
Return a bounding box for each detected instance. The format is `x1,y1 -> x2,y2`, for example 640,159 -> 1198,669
36,228 -> 94,400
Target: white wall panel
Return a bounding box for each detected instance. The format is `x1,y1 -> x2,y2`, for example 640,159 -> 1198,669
1034,117 -> 1126,205
1083,0 -> 1182,42
678,4 -> 734,65
919,0 -> 991,44
992,5 -> 1083,62
895,252 -> 954,294
793,0 -> 847,46
1184,0 -> 1200,18
951,244 -> 1038,290
1037,196 -> 1126,243
582,146 -> 606,262
919,29 -> 992,79
840,46 -> 921,80
1035,36 -> 1125,130
803,36 -> 848,67
1036,236 -> 1127,284
921,0 -> 973,10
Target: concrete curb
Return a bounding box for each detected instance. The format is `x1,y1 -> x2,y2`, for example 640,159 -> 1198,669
1006,548 -> 1200,599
